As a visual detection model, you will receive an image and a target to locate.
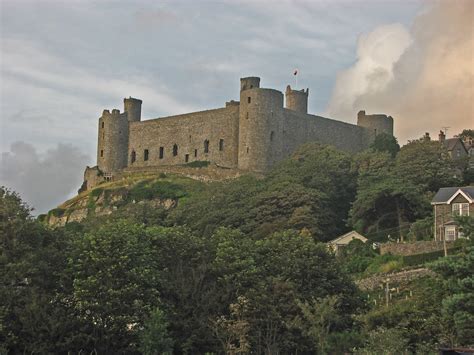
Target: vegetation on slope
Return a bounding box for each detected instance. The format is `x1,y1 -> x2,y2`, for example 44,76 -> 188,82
1,134 -> 473,353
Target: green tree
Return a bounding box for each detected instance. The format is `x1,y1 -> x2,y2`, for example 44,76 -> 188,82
430,246 -> 474,346
69,221 -> 161,353
139,308 -> 174,355
370,133 -> 400,157
396,139 -> 459,192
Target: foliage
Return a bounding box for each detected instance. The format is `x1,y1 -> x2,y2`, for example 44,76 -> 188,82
407,216 -> 433,241
128,180 -> 187,202
184,160 -> 210,168
429,246 -> 474,346
370,133 -> 400,157
139,308 -> 174,355
455,129 -> 474,141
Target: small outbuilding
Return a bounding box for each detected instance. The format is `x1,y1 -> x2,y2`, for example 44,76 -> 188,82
327,231 -> 368,255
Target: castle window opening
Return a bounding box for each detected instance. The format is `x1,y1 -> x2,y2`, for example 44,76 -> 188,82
144,149 -> 149,161
159,147 -> 164,159
246,112 -> 249,119
102,132 -> 105,139
173,144 -> 178,156
131,150 -> 136,164
247,147 -> 249,154
219,139 -> 224,151
185,154 -> 189,163
101,122 -> 104,128
100,150 -> 104,157
270,131 -> 274,141
204,140 -> 209,153
247,97 -> 251,104
194,149 -> 197,157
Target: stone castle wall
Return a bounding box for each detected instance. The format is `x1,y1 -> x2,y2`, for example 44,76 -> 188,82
85,76 -> 394,190
128,105 -> 240,169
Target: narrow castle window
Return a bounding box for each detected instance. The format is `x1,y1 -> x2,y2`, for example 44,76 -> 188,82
246,112 -> 249,119
144,149 -> 149,161
131,150 -> 136,163
173,144 -> 178,156
204,140 -> 209,153
100,150 -> 103,157
101,122 -> 104,128
159,147 -> 164,159
219,139 -> 224,151
270,131 -> 274,141
247,97 -> 251,104
185,154 -> 189,163
247,147 -> 249,154
194,149 -> 197,157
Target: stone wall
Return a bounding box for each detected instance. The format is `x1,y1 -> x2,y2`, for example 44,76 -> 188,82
380,240 -> 454,256
282,109 -> 374,156
356,268 -> 436,291
97,110 -> 129,173
128,105 -> 240,169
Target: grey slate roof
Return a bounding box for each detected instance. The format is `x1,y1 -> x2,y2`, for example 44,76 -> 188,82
443,138 -> 468,153
432,186 -> 474,203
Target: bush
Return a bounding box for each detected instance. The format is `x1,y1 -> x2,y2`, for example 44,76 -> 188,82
128,180 -> 186,202
184,160 -> 210,168
364,254 -> 404,275
407,217 -> 433,241
48,208 -> 65,218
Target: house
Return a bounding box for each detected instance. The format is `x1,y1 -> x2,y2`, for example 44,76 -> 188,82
327,231 -> 368,254
431,186 -> 474,241
438,131 -> 469,159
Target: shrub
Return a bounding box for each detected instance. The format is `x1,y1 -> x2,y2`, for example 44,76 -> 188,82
184,160 -> 210,168
48,208 -> 65,218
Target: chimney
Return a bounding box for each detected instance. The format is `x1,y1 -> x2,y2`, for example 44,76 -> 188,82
438,130 -> 446,142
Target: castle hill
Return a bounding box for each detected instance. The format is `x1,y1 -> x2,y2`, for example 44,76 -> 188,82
1,1 -> 473,354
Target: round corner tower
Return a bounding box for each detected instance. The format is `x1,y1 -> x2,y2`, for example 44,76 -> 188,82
124,97 -> 142,122
238,77 -> 284,172
357,110 -> 394,136
97,108 -> 129,174
285,85 -> 309,114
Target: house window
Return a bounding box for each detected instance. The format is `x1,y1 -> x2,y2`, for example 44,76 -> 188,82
247,97 -> 251,104
144,149 -> 149,161
204,140 -> 209,153
100,150 -> 103,157
219,139 -> 224,151
185,154 -> 189,162
456,149 -> 461,157
445,226 -> 456,241
194,149 -> 197,157
173,144 -> 178,156
159,147 -> 164,159
131,150 -> 136,163
453,203 -> 469,216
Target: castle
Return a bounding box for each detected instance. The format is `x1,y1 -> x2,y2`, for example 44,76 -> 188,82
82,76 -> 394,190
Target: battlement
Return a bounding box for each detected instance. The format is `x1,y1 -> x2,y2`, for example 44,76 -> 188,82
357,110 -> 394,136
285,85 -> 309,114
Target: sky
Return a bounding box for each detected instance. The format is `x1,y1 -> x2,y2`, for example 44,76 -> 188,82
0,0 -> 472,214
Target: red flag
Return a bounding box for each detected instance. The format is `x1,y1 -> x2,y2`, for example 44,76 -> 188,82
293,69 -> 298,75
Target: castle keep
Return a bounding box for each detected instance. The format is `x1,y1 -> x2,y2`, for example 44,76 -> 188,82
83,76 -> 393,189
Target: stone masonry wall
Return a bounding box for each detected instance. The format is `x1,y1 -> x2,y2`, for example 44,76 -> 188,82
282,109 -> 374,157
128,105 -> 240,169
379,240 -> 454,256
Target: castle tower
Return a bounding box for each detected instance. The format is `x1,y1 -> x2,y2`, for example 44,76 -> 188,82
97,108 -> 129,173
285,85 -> 309,114
357,110 -> 394,136
238,77 -> 284,172
124,97 -> 142,122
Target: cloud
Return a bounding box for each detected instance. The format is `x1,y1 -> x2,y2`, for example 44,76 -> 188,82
0,142 -> 89,214
326,0 -> 474,143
